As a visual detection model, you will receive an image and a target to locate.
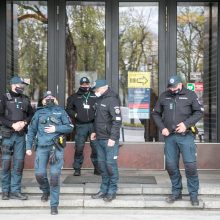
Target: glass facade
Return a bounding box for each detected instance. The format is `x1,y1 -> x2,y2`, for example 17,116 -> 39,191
6,1 -> 48,108
1,1 -> 220,144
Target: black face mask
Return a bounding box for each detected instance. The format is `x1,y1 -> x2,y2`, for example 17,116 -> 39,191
15,87 -> 24,94
46,99 -> 55,106
170,88 -> 180,95
79,87 -> 90,92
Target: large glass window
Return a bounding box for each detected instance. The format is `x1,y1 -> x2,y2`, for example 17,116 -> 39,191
6,1 -> 48,108
119,2 -> 159,142
65,1 -> 105,99
177,2 -> 218,142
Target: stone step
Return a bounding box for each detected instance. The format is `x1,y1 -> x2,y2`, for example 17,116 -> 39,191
0,195 -> 205,209
2,183 -> 219,196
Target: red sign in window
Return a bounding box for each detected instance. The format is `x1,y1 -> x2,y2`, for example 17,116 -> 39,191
195,82 -> 204,92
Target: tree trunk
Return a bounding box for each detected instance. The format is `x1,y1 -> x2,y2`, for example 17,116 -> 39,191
66,23 -> 77,96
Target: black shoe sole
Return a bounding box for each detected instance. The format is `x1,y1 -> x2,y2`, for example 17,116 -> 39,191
103,197 -> 116,202
10,196 -> 28,200
165,196 -> 182,203
51,212 -> 58,215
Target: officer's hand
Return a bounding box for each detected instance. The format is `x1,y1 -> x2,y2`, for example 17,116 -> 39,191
44,125 -> 56,133
108,139 -> 115,147
18,121 -> 26,130
91,133 -> 96,140
176,122 -> 186,133
12,122 -> 22,131
26,150 -> 32,156
162,128 -> 170,136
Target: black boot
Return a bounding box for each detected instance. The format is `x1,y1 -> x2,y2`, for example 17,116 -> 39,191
165,194 -> 182,203
2,192 -> 9,200
190,196 -> 199,206
41,192 -> 50,202
10,192 -> 28,200
94,169 -> 101,176
91,191 -> 106,199
73,169 -> 81,176
103,194 -> 116,202
51,206 -> 58,215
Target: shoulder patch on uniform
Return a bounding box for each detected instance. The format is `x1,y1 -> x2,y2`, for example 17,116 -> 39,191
114,107 -> 121,115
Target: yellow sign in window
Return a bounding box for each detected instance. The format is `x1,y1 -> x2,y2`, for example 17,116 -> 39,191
128,72 -> 151,88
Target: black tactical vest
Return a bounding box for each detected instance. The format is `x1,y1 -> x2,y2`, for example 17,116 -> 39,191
4,95 -> 29,121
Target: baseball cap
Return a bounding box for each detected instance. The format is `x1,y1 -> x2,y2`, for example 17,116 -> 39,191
43,91 -> 55,99
80,77 -> 90,85
92,79 -> 107,90
10,76 -> 29,85
167,75 -> 182,88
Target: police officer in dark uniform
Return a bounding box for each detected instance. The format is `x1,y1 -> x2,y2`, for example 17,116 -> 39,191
90,80 -> 122,202
26,91 -> 73,215
0,76 -> 34,200
66,77 -> 99,176
152,75 -> 203,206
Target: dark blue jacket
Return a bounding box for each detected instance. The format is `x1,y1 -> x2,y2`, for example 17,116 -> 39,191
66,89 -> 97,124
152,87 -> 203,133
94,88 -> 122,141
26,105 -> 73,149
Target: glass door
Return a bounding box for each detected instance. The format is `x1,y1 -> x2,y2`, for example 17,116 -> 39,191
119,2 -> 159,142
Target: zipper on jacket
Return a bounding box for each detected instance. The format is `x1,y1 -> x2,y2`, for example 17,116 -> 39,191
173,96 -> 177,131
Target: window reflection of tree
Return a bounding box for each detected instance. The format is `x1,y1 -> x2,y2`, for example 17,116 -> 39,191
66,5 -> 105,96
12,3 -> 48,103
13,3 -> 105,102
177,7 -> 205,82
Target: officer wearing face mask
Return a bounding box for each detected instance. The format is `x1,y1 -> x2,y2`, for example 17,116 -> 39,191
66,77 -> 99,176
152,75 -> 203,207
0,75 -> 34,201
90,80 -> 122,202
26,91 -> 73,215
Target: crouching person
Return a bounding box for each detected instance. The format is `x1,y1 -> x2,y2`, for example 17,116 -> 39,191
26,91 -> 73,215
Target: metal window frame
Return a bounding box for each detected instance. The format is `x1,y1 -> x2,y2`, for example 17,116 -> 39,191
0,1 -> 6,94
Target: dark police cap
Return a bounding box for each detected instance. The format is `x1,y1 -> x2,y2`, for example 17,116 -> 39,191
10,76 -> 29,85
167,75 -> 182,88
43,91 -> 55,99
92,79 -> 107,90
80,77 -> 90,85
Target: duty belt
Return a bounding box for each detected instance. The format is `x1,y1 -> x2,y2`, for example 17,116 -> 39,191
170,129 -> 191,136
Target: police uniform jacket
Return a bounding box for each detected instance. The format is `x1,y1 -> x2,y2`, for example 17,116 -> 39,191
66,89 -> 97,124
0,90 -> 34,130
26,105 -> 73,149
152,87 -> 203,133
94,88 -> 122,141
